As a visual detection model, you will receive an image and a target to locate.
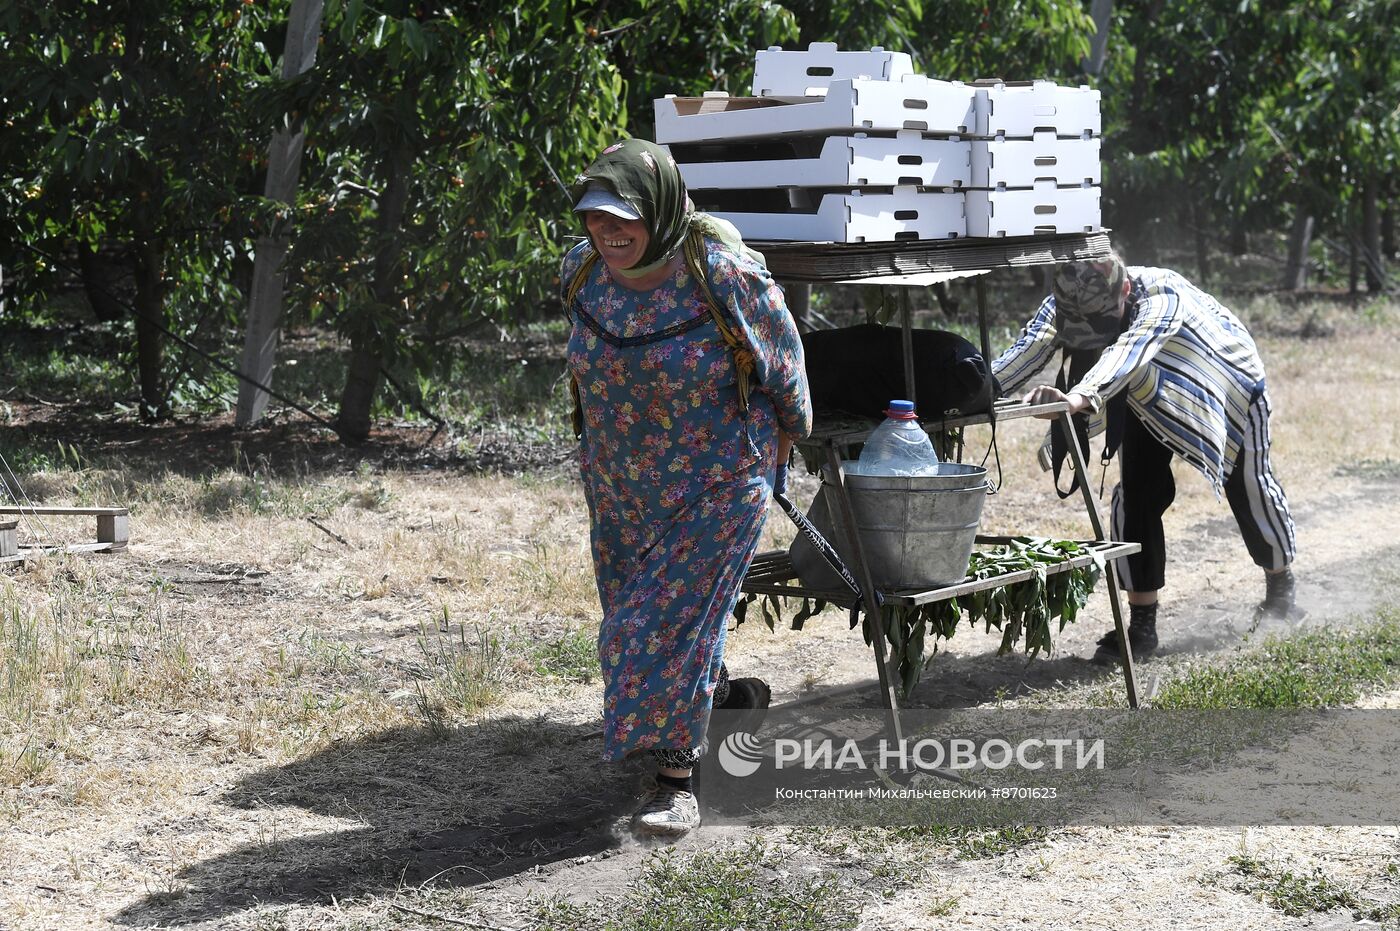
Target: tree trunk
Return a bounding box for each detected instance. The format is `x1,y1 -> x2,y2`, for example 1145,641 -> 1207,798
335,145 -> 412,443
77,244 -> 127,324
1191,195 -> 1210,286
1229,219 -> 1248,256
235,0 -> 325,426
1362,180 -> 1385,291
338,339 -> 383,443
1083,0 -> 1112,76
1282,208 -> 1313,291
1349,235 -> 1359,296
1383,200 -> 1395,260
931,281 -> 959,317
131,242 -> 168,420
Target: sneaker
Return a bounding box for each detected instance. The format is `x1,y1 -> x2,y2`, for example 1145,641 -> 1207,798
1254,568 -> 1303,624
631,779 -> 700,839
1091,604 -> 1159,666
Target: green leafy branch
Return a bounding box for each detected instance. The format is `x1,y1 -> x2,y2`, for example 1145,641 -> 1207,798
737,538 -> 1103,697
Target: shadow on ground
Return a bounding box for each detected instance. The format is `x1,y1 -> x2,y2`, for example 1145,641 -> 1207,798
116,715 -> 640,926
114,645 -> 1130,927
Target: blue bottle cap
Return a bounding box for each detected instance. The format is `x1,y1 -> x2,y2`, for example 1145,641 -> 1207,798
887,400 -> 915,414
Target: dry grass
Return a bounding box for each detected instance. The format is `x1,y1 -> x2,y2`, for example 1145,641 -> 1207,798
1,295 -> 1398,929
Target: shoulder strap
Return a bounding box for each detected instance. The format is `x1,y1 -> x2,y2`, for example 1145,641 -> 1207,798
564,235 -> 756,442
564,249 -> 600,323
564,249 -> 599,439
683,230 -> 754,416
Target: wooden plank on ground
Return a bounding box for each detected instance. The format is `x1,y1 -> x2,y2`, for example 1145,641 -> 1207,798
0,506 -> 129,516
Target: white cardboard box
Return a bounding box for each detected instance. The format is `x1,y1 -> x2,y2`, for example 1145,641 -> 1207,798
974,81 -> 1100,138
965,182 -> 1101,238
711,187 -> 966,243
970,134 -> 1101,189
752,42 -> 914,97
673,132 -> 971,190
654,76 -> 977,144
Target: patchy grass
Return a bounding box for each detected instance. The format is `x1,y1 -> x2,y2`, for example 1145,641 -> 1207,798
1153,610 -> 1400,709
1335,457 -> 1400,482
529,839 -> 860,931
887,823 -> 1051,860
412,621 -> 509,735
1223,853 -> 1400,922
795,822 -> 1049,867
531,623 -> 601,684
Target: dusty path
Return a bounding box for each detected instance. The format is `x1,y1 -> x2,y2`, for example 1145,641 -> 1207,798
4,315 -> 1400,930
455,320 -> 1400,929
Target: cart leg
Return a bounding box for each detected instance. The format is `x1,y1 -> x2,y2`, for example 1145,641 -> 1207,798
1057,415 -> 1141,708
823,445 -> 904,741
1104,571 -> 1140,707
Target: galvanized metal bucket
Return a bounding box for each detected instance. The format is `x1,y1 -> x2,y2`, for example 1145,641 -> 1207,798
842,461 -> 989,590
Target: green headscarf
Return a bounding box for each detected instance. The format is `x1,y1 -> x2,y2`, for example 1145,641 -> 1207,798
571,138 -> 764,279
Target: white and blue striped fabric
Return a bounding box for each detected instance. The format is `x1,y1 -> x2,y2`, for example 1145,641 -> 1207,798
992,267 -> 1267,494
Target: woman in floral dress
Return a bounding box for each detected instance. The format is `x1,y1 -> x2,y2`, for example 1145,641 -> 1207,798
562,139 -> 811,838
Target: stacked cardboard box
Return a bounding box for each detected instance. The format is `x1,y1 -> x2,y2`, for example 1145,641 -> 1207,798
966,82 -> 1101,237
653,43 -> 1102,243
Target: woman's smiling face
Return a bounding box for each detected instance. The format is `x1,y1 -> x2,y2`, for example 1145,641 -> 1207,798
584,210 -> 650,273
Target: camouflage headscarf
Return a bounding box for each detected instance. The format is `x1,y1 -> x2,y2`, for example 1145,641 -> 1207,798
569,139 -> 690,279
1052,256 -> 1127,351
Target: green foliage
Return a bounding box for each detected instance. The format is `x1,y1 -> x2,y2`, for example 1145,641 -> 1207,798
1101,0 -> 1400,253
533,838 -> 860,931
736,538 -> 1101,698
1153,610 -> 1400,709
530,624 -> 598,684
0,0 -> 278,417
2,0 -> 1395,435
884,538 -> 1102,696
1225,854 -> 1400,921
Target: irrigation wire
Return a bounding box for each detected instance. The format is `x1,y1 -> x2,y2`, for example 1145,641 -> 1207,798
0,449 -> 57,547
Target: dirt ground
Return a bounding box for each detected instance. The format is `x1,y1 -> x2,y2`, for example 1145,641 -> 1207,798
3,301 -> 1400,929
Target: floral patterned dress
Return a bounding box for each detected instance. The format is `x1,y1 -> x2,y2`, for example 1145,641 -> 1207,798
562,237 -> 811,762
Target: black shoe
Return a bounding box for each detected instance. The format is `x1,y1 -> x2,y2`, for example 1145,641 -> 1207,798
717,677 -> 771,711
1253,569 -> 1303,624
1091,603 -> 1159,666
711,677 -> 771,737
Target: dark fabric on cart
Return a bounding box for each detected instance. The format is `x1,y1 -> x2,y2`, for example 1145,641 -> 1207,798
799,324 -> 994,421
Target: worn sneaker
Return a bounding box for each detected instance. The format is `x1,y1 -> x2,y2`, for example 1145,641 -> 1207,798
1253,568 -> 1303,625
631,779 -> 700,839
1091,603 -> 1159,666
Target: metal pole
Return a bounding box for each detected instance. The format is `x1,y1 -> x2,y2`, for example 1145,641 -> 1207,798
823,444 -> 904,740
900,287 -> 916,408
1058,415 -> 1140,707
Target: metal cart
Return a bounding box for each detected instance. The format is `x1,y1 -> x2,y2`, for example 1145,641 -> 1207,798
742,232 -> 1144,738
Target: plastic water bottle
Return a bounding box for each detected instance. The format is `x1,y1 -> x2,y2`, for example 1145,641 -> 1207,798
856,400 -> 942,476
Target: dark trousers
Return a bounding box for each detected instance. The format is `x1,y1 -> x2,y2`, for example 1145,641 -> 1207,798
1110,391 -> 1296,593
